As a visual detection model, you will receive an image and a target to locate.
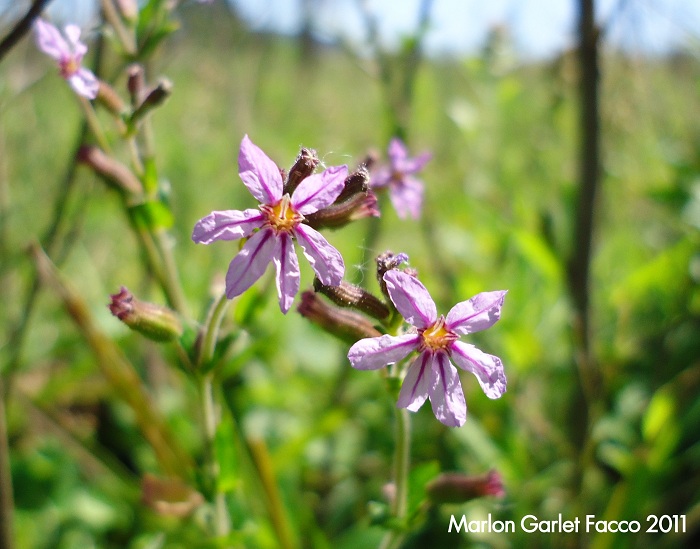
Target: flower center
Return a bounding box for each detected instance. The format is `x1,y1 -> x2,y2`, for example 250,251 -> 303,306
260,194 -> 303,234
420,316 -> 457,353
59,56 -> 80,78
391,170 -> 405,185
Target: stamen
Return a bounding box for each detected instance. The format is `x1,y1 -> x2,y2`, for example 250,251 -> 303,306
260,194 -> 303,234
420,316 -> 457,352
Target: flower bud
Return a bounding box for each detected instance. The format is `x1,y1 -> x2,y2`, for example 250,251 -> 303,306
130,78 -> 172,124
109,286 -> 183,342
285,147 -> 319,196
335,165 -> 370,203
313,278 -> 389,320
97,81 -> 127,117
304,191 -> 379,230
116,0 -> 139,22
77,146 -> 142,195
376,251 -> 410,301
141,473 -> 204,518
127,64 -> 145,106
426,470 -> 505,504
298,291 -> 382,343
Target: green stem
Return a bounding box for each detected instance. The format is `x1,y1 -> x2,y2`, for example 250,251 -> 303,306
197,295 -> 232,538
100,0 -> 137,56
152,228 -> 188,317
78,96 -> 111,152
0,377 -> 15,549
200,375 -> 231,539
379,406 -> 411,549
200,292 -> 230,369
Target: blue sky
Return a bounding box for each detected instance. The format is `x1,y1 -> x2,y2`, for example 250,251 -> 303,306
233,0 -> 700,58
6,0 -> 700,58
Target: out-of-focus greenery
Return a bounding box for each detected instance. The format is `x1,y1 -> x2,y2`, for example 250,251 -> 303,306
1,2 -> 699,548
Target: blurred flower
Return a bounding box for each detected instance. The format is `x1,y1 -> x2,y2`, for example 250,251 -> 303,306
372,138 -> 431,219
192,135 -> 347,313
348,270 -> 506,427
427,470 -> 505,503
141,474 -> 204,518
34,19 -> 99,99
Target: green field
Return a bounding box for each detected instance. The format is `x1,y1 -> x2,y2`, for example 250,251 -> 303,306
1,2 -> 699,548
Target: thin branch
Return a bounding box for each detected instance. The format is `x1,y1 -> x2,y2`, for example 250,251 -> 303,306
0,0 -> 53,62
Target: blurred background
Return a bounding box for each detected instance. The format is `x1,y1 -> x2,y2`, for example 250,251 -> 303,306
1,0 -> 699,547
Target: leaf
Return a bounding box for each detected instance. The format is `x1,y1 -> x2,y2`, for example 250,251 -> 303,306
407,461 -> 440,520
131,200 -> 174,231
642,388 -> 681,471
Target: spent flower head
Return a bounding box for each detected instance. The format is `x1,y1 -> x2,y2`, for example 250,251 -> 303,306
192,135 -> 347,313
371,138 -> 431,219
34,19 -> 99,99
348,269 -> 506,427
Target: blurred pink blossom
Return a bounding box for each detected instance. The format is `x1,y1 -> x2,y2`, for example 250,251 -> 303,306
34,19 -> 99,99
371,138 -> 431,219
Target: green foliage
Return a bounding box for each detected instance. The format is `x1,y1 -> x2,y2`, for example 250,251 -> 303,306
1,3 -> 699,548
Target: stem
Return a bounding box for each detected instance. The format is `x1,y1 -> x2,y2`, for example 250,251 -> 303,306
197,294 -> 232,538
100,0 -> 137,56
200,292 -> 230,368
379,406 -> 411,549
0,0 -> 53,62
152,229 -> 189,317
568,0 -> 603,448
0,378 -> 14,549
200,375 -> 231,538
78,96 -> 111,152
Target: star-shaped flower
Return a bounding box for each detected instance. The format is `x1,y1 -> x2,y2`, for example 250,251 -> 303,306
34,19 -> 99,99
192,135 -> 347,313
348,270 -> 506,427
371,138 -> 431,219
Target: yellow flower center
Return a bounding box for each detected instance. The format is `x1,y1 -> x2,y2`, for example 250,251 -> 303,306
420,316 -> 457,353
260,194 -> 303,234
60,57 -> 79,78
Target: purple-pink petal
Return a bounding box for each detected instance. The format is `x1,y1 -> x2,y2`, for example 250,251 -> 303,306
446,290 -> 507,335
34,19 -> 69,61
67,69 -> 99,99
348,333 -> 420,370
396,151 -> 431,174
294,224 -> 344,286
397,352 -> 431,411
429,353 -> 467,427
387,138 -> 409,163
383,270 -> 437,329
192,208 -> 263,244
291,165 -> 348,215
370,165 -> 392,189
63,24 -> 87,57
225,228 -> 276,299
272,232 -> 300,314
238,135 -> 283,205
450,341 -> 506,399
388,176 -> 423,220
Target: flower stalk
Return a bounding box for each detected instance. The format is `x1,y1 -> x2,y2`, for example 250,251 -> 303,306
200,374 -> 231,538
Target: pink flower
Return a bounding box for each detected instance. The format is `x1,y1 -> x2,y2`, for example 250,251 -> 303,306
34,19 -> 99,99
348,270 -> 506,427
372,138 -> 431,219
193,135 -> 347,313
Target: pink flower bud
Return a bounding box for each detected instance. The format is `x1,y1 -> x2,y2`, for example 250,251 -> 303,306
109,287 -> 183,342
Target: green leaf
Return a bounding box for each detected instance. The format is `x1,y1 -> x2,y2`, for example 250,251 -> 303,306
131,200 -> 174,231
407,461 -> 440,520
642,388 -> 681,471
215,416 -> 239,492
